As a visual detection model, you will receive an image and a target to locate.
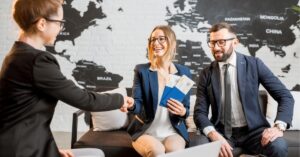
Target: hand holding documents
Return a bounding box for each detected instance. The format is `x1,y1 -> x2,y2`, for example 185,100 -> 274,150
160,75 -> 194,107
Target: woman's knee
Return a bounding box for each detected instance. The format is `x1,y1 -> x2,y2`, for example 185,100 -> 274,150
132,135 -> 165,157
146,145 -> 165,157
164,134 -> 186,153
165,143 -> 185,153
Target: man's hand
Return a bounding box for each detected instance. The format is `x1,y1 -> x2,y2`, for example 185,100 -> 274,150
120,96 -> 134,112
261,127 -> 283,146
208,131 -> 233,157
59,149 -> 74,157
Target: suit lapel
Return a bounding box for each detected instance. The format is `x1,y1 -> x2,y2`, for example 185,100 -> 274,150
174,64 -> 181,75
236,53 -> 246,106
148,70 -> 159,113
211,62 -> 222,110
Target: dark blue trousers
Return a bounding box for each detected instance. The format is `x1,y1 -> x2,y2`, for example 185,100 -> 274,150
193,126 -> 288,157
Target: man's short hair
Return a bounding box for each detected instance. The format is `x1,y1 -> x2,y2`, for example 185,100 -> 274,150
209,22 -> 237,35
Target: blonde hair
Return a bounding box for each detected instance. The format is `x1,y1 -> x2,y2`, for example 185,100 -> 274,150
147,25 -> 176,68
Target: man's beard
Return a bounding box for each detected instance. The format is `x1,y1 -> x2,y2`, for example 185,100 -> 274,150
213,44 -> 234,62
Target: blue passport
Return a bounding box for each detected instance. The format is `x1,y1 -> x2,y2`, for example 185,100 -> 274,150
160,75 -> 194,107
160,87 -> 185,107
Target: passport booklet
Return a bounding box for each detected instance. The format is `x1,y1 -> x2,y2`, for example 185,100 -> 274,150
160,75 -> 194,107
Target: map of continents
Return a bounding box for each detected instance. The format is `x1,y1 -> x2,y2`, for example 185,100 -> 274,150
47,0 -> 300,94
167,0 -> 300,93
46,0 -> 123,92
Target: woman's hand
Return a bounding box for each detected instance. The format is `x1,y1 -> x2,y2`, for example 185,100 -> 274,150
59,149 -> 74,157
167,98 -> 186,116
120,96 -> 134,112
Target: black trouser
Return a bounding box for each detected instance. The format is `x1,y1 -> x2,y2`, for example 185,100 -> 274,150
193,124 -> 288,157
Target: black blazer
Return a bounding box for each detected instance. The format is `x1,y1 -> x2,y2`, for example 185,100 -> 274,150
194,52 -> 294,132
128,63 -> 192,143
0,41 -> 124,157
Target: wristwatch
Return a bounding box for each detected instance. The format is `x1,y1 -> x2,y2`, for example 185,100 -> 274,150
274,123 -> 286,132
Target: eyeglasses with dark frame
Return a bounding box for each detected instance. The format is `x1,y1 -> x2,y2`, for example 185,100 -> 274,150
44,17 -> 66,30
207,38 -> 235,48
149,36 -> 168,44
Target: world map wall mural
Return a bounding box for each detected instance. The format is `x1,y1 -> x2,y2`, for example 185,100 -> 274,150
1,0 -> 300,95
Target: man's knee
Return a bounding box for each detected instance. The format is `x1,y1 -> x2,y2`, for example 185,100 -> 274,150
190,134 -> 210,147
265,138 -> 288,157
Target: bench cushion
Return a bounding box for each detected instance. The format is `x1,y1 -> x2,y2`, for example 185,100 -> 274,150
74,129 -> 140,157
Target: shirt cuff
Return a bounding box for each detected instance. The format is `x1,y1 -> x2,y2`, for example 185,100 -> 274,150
274,120 -> 287,129
203,126 -> 216,136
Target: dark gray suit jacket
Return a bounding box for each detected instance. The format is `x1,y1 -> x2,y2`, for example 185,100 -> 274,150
0,41 -> 124,157
194,52 -> 294,133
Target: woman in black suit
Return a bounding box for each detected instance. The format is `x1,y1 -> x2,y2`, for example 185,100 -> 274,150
0,0 -> 133,156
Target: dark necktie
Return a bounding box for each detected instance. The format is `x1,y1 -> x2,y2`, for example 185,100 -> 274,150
223,64 -> 232,138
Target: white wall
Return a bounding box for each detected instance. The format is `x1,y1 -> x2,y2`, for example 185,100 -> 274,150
1,0 -> 299,132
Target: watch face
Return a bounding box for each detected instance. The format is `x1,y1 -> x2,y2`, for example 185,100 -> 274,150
275,124 -> 285,131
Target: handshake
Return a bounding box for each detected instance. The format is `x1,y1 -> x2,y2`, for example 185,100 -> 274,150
120,96 -> 134,112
